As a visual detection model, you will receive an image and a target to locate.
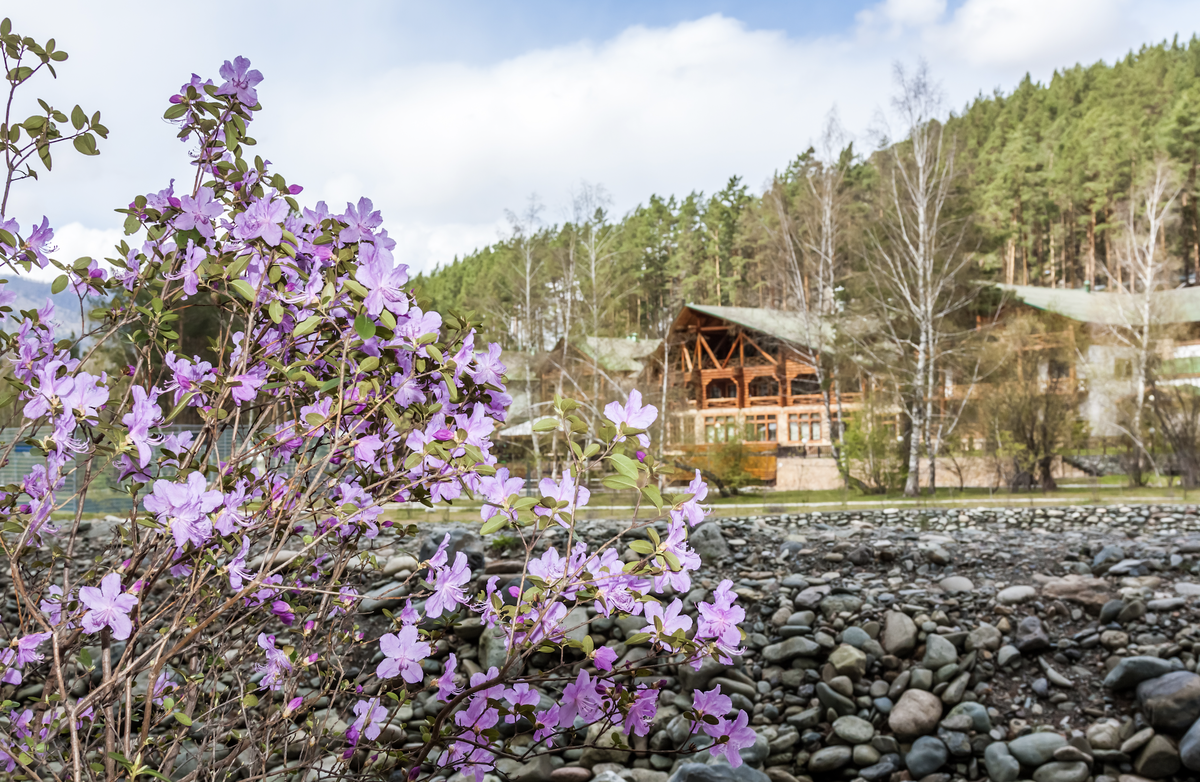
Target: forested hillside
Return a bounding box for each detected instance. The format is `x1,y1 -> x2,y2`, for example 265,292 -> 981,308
414,37 -> 1200,350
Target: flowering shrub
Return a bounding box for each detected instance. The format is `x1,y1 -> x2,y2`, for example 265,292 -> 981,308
0,21 -> 746,782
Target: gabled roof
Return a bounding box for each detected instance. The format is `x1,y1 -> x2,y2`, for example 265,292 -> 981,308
574,336 -> 663,373
995,283 -> 1200,326
679,304 -> 832,350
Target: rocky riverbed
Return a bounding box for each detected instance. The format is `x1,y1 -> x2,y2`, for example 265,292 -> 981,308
21,503 -> 1200,782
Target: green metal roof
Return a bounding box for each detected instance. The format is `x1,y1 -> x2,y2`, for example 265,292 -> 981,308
683,304 -> 832,350
995,283 -> 1200,326
574,336 -> 663,373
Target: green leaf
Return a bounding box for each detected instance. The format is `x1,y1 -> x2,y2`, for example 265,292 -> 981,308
293,315 -> 321,338
359,356 -> 380,374
229,279 -> 256,302
353,313 -> 376,340
163,103 -> 189,120
51,274 -> 68,294
531,418 -> 558,433
242,694 -> 259,708
70,105 -> 86,130
601,474 -> 638,491
628,539 -> 655,555
608,453 -> 639,480
72,133 -> 98,155
624,632 -> 652,646
479,517 -> 507,535
172,712 -> 193,726
268,300 -> 284,324
78,648 -> 93,668
641,484 -> 664,511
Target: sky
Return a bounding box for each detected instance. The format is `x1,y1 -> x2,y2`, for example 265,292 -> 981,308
7,0 -> 1200,281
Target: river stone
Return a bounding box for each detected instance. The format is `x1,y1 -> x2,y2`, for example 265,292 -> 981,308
888,689 -> 942,739
816,682 -> 856,716
965,622 -> 1002,652
1180,716 -> 1200,771
1031,761 -> 1089,782
807,746 -> 852,773
360,581 -> 408,613
1086,719 -> 1121,750
881,611 -> 917,656
904,736 -> 948,778
828,644 -> 868,680
832,715 -> 875,744
1014,615 -> 1051,653
1137,672 -> 1200,731
818,593 -> 863,618
997,585 -> 1037,605
1133,734 -> 1181,778
1104,656 -> 1176,690
1041,574 -> 1112,613
923,634 -> 958,669
946,701 -> 991,733
939,576 -> 974,594
691,523 -> 730,562
984,743 -> 1020,782
761,636 -> 820,664
580,722 -> 631,768
667,764 -> 770,782
1008,733 -> 1067,766
841,626 -> 871,648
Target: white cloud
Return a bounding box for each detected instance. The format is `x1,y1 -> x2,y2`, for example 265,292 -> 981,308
16,222 -> 124,283
6,2 -> 1200,282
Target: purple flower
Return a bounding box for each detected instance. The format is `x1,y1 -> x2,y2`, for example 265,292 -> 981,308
163,352 -> 217,406
232,196 -> 288,246
163,239 -> 206,298
535,470 -> 590,526
696,579 -> 745,663
425,551 -> 471,618
604,389 -> 658,447
353,434 -> 384,467
705,710 -> 756,768
121,385 -> 163,467
559,669 -> 604,727
271,600 -> 295,626
12,633 -> 51,667
41,585 -> 64,625
672,469 -> 710,527
625,689 -> 658,736
355,241 -> 409,318
173,187 -> 222,238
152,672 -> 178,705
79,573 -> 138,640
470,342 -> 506,387
255,633 -> 292,690
339,197 -> 383,243
504,683 -> 540,723
436,653 -> 461,701
641,598 -> 692,652
691,686 -> 732,725
216,56 -> 264,106
478,467 -> 524,523
593,645 -> 618,671
144,471 -> 225,550
25,216 -> 54,268
346,697 -> 387,746
376,625 -> 430,683
228,364 -> 268,404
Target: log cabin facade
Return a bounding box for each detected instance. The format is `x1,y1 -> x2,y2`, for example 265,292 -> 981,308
661,304 -> 863,452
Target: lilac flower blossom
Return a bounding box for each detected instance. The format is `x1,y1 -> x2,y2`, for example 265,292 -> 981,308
559,670 -> 605,727
255,633 -> 291,690
641,598 -> 692,652
673,469 -> 710,527
356,241 -> 409,318
216,56 -> 263,105
346,697 -> 387,746
40,585 -> 64,625
436,654 -> 461,701
625,689 -> 659,736
79,573 -> 138,640
504,683 -> 540,723
593,646 -> 618,671
470,342 -> 505,387
173,187 -> 222,238
339,197 -> 383,243
144,471 -> 225,550
121,385 -> 163,467
376,625 -> 430,683
425,551 -> 472,618
233,196 -> 288,246
228,364 -> 268,404
705,710 -> 756,768
163,239 -> 206,297
24,216 -> 54,267
604,389 -> 658,447
535,470 -> 590,526
477,467 -> 524,523
691,686 -> 732,725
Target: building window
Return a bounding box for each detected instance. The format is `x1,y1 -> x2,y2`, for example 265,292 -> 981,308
748,376 -> 779,397
788,412 -> 821,442
704,415 -> 737,443
790,375 -> 820,395
706,379 -> 738,399
745,414 -> 777,442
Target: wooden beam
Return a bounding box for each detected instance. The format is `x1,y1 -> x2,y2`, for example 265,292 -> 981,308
742,334 -> 778,365
698,333 -> 721,369
722,333 -> 740,368
682,340 -> 694,372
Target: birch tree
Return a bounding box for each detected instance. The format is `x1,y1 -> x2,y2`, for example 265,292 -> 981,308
765,109 -> 856,484
1106,159 -> 1180,484
504,194 -> 546,476
864,61 -> 973,496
